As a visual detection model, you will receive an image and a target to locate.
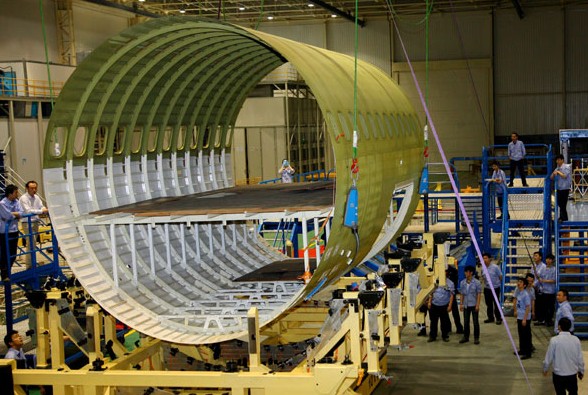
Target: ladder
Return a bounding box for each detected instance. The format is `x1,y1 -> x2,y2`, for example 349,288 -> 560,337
479,145 -> 553,307
499,185 -> 551,306
556,221 -> 588,338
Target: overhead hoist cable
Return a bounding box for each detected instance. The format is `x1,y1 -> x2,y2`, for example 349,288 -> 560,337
351,0 -> 359,180
39,0 -> 55,109
254,0 -> 265,30
343,0 -> 361,260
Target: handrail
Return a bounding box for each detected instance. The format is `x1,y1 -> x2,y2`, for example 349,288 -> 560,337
487,143 -> 551,150
500,189 -> 509,306
259,168 -> 334,185
0,75 -> 64,98
3,213 -> 64,333
0,165 -> 47,203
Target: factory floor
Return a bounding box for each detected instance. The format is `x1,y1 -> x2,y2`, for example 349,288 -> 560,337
374,311 -> 588,395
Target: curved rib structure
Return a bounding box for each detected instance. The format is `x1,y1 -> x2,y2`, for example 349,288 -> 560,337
43,17 -> 424,344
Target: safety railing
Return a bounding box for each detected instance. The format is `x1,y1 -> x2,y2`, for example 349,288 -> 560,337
2,214 -> 64,332
259,168 -> 335,185
0,74 -> 64,98
0,165 -> 47,204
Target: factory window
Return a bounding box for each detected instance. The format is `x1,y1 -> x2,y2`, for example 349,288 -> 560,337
374,113 -> 383,139
163,126 -> 173,152
325,112 -> 335,135
114,127 -> 125,155
384,114 -> 394,138
202,127 -> 211,149
358,113 -> 369,140
73,127 -> 87,157
409,114 -> 418,134
49,126 -> 67,158
338,112 -> 351,141
177,126 -> 187,150
406,114 -> 415,135
410,115 -> 420,134
214,126 -> 222,148
147,126 -> 158,153
94,126 -> 107,156
397,114 -> 407,136
224,126 -> 233,148
131,126 -> 142,154
367,113 -> 379,139
191,125 -> 200,149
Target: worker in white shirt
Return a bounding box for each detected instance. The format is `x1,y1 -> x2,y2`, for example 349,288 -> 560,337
19,181 -> 48,269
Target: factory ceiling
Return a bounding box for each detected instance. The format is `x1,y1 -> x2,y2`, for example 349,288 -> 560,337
92,0 -> 588,25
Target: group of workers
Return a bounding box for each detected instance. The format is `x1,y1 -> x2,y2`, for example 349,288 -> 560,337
423,250 -> 583,395
490,132 -> 572,222
0,181 -> 48,282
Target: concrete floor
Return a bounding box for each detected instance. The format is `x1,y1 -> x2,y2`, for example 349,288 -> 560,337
374,310 -> 588,395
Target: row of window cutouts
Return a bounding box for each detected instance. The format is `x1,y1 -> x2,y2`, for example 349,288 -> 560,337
50,112 -> 419,158
50,125 -> 232,158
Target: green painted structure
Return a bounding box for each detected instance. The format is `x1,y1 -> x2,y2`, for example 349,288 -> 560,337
43,17 -> 423,344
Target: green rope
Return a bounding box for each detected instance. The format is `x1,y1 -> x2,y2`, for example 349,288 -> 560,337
425,0 -> 430,110
39,0 -> 55,108
352,0 -> 359,161
254,0 -> 265,30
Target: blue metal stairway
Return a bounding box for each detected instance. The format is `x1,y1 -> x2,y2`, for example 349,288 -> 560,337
556,221 -> 588,338
2,215 -> 65,332
258,218 -> 300,256
499,187 -> 550,307
480,145 -> 553,308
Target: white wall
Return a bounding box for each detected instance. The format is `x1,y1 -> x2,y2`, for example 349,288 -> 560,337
235,97 -> 286,127
73,0 -> 130,55
0,118 -> 47,196
0,0 -> 58,62
0,0 -> 131,65
328,18 -> 392,74
394,59 -> 492,167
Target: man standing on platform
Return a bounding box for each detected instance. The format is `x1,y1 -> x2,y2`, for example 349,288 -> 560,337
490,161 -> 508,218
19,180 -> 48,269
551,154 -> 572,222
0,185 -> 23,282
508,132 -> 528,187
543,317 -> 584,395
278,160 -> 295,183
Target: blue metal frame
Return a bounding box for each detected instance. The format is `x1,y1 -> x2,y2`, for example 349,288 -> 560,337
3,214 -> 64,333
482,144 -> 553,306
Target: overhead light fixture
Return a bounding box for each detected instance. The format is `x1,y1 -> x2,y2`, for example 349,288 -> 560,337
239,6 -> 245,11
331,14 -> 337,18
138,0 -> 145,2
267,15 -> 274,20
179,8 -> 186,13
308,3 -> 314,7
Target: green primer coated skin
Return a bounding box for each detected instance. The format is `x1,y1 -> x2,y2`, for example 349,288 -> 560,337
44,17 -> 423,343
